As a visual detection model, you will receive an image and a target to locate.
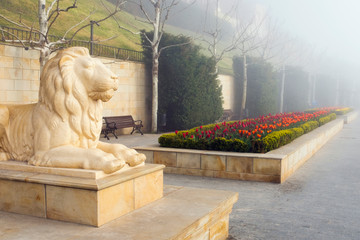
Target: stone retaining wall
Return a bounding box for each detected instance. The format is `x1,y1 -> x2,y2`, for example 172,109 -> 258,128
0,44 -> 236,133
136,118 -> 345,183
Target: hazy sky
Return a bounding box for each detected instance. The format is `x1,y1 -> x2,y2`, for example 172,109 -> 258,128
255,0 -> 360,70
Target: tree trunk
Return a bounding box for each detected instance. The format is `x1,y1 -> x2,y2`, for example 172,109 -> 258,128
151,49 -> 159,133
280,65 -> 285,113
240,54 -> 247,119
151,1 -> 161,133
335,78 -> 339,106
307,72 -> 312,107
38,0 -> 48,72
311,74 -> 316,105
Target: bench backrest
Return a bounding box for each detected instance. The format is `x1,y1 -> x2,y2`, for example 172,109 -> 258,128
104,115 -> 135,128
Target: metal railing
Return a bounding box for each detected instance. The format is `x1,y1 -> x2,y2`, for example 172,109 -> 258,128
0,25 -> 144,62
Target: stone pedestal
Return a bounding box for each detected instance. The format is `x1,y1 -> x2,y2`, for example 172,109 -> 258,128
0,161 -> 238,240
0,161 -> 164,226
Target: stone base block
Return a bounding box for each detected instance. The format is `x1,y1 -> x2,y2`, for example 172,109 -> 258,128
0,185 -> 238,240
0,162 -> 164,226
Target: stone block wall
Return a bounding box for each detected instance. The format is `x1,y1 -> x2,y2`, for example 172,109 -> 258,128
100,58 -> 152,133
0,44 -> 40,103
0,44 -> 236,133
0,44 -> 151,132
218,74 -> 235,111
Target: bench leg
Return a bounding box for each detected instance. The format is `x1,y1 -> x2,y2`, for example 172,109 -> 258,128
104,132 -> 110,140
131,126 -> 144,135
112,130 -> 118,139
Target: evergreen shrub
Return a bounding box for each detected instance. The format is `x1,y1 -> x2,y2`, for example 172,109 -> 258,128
319,113 -> 337,126
141,31 -> 223,131
335,108 -> 352,115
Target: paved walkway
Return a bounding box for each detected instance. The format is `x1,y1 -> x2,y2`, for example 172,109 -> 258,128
102,117 -> 360,239
164,117 -> 360,240
1,117 -> 359,239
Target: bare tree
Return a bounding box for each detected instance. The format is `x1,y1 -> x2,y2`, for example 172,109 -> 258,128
255,19 -> 307,113
235,16 -> 266,119
117,0 -> 194,133
201,0 -> 241,73
0,0 -> 125,71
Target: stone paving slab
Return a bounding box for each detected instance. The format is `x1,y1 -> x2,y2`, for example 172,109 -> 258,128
0,186 -> 238,240
165,115 -> 360,239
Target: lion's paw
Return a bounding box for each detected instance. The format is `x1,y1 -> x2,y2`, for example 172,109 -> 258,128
0,152 -> 10,161
126,153 -> 146,167
103,159 -> 126,174
28,153 -> 51,167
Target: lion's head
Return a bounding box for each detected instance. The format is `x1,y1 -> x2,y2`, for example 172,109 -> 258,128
38,47 -> 119,142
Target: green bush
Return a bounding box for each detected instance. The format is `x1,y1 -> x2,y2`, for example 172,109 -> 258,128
259,129 -> 299,153
334,108 -> 352,115
233,56 -> 278,118
158,134 -> 249,152
141,31 -> 223,131
300,121 -> 319,133
319,113 -> 336,126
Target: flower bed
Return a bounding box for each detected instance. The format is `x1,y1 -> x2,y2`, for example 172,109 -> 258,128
334,107 -> 353,115
159,111 -> 337,153
305,106 -> 353,115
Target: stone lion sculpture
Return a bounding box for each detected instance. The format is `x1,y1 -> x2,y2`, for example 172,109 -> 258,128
0,47 -> 145,173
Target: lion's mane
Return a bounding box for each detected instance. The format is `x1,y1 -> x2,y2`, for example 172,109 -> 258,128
39,47 -> 102,147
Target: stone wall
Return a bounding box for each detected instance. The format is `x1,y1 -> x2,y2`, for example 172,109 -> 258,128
0,45 -> 40,104
0,44 -> 151,132
100,57 -> 152,133
0,44 -> 236,133
218,74 -> 235,111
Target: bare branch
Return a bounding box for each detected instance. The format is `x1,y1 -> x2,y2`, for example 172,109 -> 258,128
0,14 -> 35,31
92,35 -> 118,43
160,0 -> 179,33
138,0 -> 155,26
68,0 -> 123,42
47,0 -> 78,21
47,0 -> 78,36
46,0 -> 59,17
0,27 -> 29,49
142,31 -> 153,45
100,0 -> 142,35
62,11 -> 95,39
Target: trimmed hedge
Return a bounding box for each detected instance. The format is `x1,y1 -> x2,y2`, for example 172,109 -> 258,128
257,121 -> 318,153
158,134 -> 249,152
319,113 -> 336,126
300,121 -> 319,133
334,108 -> 352,115
159,113 -> 337,153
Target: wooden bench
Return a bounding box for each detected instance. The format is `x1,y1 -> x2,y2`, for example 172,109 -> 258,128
102,115 -> 144,140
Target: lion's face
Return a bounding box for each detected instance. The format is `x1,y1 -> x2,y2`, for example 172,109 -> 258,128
71,55 -> 119,102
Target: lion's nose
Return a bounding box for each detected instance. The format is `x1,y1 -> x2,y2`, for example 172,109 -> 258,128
112,76 -> 119,90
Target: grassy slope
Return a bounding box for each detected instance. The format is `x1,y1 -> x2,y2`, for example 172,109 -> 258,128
0,0 -> 150,51
0,0 -> 233,74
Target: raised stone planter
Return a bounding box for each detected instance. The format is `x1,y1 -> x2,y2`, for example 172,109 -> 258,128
136,118 -> 345,183
339,111 -> 358,124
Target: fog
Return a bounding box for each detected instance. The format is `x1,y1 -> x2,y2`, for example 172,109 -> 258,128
171,0 -> 360,107
124,0 -> 360,107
